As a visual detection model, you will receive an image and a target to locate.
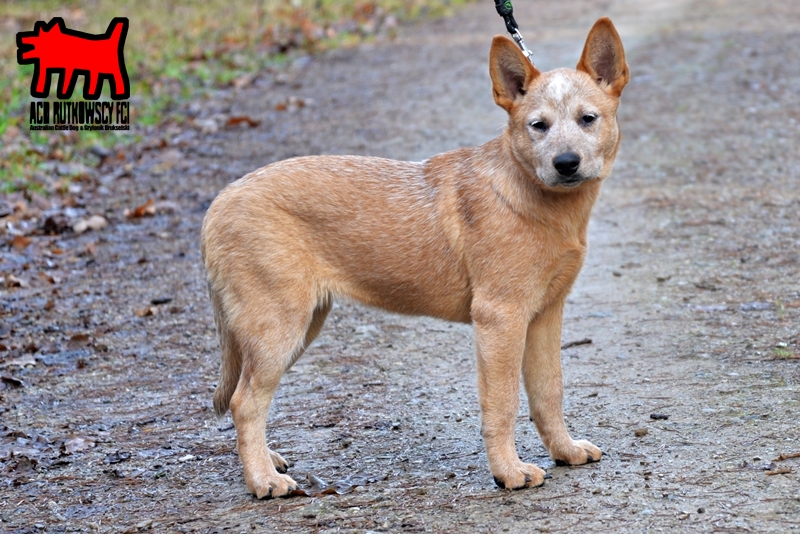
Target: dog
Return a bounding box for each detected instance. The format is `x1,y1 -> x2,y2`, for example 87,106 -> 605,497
201,17 -> 628,499
16,17 -> 129,100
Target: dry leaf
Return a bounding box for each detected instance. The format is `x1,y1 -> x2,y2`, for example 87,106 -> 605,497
73,215 -> 109,234
4,275 -> 29,288
226,115 -> 260,128
135,306 -> 158,317
67,333 -> 91,349
38,272 -> 61,285
62,437 -> 95,455
125,199 -> 156,219
11,235 -> 31,249
231,73 -> 256,89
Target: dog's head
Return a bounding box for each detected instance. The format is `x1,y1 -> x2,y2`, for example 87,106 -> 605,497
490,18 -> 629,190
18,20 -> 65,61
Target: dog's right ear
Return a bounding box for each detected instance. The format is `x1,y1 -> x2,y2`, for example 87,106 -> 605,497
489,36 -> 540,112
576,18 -> 629,97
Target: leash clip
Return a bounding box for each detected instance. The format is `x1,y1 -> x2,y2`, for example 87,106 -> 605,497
494,0 -> 535,66
510,29 -> 534,65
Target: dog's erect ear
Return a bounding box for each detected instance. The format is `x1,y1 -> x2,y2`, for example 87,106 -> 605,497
490,35 -> 540,112
576,18 -> 629,97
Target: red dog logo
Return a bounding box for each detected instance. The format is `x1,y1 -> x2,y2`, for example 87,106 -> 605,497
16,17 -> 130,100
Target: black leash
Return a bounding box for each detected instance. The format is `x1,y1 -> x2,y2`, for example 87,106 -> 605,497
494,0 -> 534,65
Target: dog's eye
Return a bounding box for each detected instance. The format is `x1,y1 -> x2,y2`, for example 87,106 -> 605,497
530,120 -> 548,132
580,114 -> 597,126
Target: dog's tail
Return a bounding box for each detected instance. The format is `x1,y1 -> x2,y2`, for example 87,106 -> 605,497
209,285 -> 241,417
106,18 -> 126,47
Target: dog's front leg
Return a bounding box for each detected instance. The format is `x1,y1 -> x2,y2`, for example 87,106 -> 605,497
473,302 -> 548,489
523,301 -> 602,465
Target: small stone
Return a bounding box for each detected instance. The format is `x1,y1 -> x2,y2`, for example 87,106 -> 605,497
634,428 -> 648,437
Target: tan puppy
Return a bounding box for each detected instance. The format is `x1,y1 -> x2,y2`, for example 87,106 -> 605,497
201,18 -> 629,499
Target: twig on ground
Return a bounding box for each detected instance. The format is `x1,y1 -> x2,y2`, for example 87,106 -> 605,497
773,452 -> 800,462
765,467 -> 792,476
561,338 -> 592,349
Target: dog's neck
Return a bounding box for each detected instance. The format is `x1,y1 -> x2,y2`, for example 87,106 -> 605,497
478,135 -> 602,241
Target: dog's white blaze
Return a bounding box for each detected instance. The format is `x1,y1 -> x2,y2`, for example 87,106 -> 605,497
546,72 -> 570,101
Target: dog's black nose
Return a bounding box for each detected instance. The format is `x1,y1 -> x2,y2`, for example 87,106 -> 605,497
553,152 -> 581,177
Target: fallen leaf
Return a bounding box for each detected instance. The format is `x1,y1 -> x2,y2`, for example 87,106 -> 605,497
67,333 -> 92,349
73,215 -> 109,234
231,72 -> 256,89
226,115 -> 260,128
274,96 -> 310,113
195,119 -> 218,135
125,199 -> 156,219
4,275 -> 29,288
11,235 -> 31,249
38,272 -> 61,285
288,473 -> 369,497
61,437 -> 95,455
135,306 -> 158,317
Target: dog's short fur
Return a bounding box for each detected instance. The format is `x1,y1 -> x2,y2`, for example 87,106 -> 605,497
201,18 -> 629,499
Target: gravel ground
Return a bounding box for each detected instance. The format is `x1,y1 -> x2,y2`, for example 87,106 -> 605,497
1,0 -> 799,532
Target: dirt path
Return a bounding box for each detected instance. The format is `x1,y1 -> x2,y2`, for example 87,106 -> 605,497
2,0 -> 799,532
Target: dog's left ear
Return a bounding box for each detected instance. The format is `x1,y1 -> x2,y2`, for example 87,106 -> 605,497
490,35 -> 540,112
576,18 -> 629,97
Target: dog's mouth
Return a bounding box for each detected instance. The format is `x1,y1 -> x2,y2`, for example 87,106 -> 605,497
556,176 -> 584,188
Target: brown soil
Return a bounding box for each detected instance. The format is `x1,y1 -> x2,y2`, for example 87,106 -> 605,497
1,0 -> 799,532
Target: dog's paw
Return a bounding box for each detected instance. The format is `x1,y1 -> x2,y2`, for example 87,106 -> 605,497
552,439 -> 602,466
491,461 -> 547,490
246,473 -> 298,499
269,450 -> 289,474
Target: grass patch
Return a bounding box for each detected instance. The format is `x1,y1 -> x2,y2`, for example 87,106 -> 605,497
1,0 -> 470,194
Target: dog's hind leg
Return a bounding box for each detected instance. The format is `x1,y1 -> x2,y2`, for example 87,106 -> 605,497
225,286 -> 319,499
267,296 -> 332,475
